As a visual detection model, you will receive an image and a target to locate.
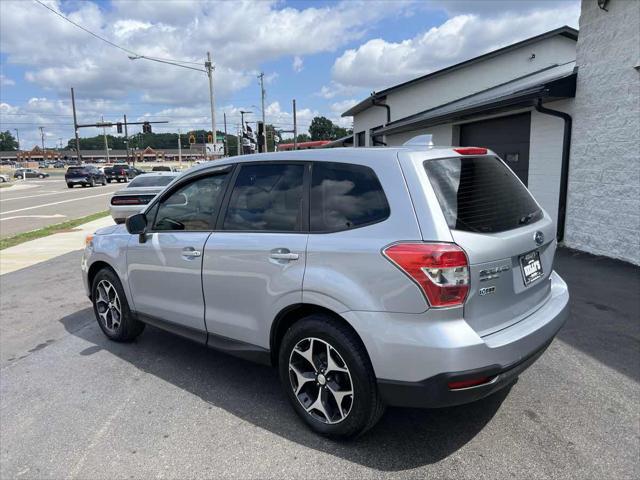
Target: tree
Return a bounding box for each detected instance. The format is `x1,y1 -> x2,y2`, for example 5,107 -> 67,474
309,116 -> 335,141
0,130 -> 19,151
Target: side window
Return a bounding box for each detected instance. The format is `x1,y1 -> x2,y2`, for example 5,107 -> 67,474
223,163 -> 304,232
153,172 -> 229,231
310,162 -> 390,232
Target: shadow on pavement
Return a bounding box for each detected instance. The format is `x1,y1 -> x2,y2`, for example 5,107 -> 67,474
554,247 -> 640,382
61,307 -> 508,472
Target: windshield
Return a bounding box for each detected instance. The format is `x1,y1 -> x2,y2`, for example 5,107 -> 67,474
128,174 -> 176,188
424,156 -> 542,233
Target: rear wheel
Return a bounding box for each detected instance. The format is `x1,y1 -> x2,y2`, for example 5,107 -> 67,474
89,178 -> 95,187
38,174 -> 45,179
279,315 -> 385,438
67,183 -> 73,189
107,179 -> 112,183
91,268 -> 145,342
16,174 -> 23,180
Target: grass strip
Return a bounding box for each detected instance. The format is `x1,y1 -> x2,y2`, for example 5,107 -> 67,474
0,210 -> 109,250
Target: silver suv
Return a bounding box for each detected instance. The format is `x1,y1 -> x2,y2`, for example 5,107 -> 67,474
82,146 -> 569,438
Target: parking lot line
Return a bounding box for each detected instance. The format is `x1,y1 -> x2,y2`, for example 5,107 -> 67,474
0,192 -> 114,216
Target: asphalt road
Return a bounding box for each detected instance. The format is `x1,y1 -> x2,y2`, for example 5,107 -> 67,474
0,179 -> 122,238
0,248 -> 638,479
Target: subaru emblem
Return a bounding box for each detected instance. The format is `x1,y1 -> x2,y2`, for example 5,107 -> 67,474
534,231 -> 544,246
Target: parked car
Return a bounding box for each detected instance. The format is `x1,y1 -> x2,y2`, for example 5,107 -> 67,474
13,168 -> 49,179
1,159 -> 16,166
0,173 -> 9,183
53,161 -> 66,168
151,165 -> 173,172
82,146 -> 569,438
109,172 -> 179,224
65,165 -> 107,188
104,164 -> 133,183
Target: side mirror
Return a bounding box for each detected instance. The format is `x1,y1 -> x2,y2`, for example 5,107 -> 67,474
126,213 -> 147,235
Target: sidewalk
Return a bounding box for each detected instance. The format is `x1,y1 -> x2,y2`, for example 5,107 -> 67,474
0,216 -> 114,275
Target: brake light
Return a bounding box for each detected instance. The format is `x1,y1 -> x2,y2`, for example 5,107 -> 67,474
454,147 -> 487,155
383,243 -> 469,307
111,197 -> 141,205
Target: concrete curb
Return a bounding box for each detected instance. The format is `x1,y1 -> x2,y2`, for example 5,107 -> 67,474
0,216 -> 114,276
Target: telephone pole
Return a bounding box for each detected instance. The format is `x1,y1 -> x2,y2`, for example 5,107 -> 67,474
123,114 -> 130,165
178,128 -> 183,167
38,126 -> 45,151
223,113 -> 228,156
205,51 -> 216,158
258,72 -> 267,152
292,99 -> 298,151
71,87 -> 81,162
14,129 -> 20,152
101,115 -> 110,163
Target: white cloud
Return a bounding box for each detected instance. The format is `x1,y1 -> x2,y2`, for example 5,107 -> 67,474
292,56 -> 304,73
331,3 -> 580,91
0,74 -> 16,86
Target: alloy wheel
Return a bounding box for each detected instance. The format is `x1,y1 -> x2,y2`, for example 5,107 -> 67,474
95,279 -> 122,333
288,337 -> 354,424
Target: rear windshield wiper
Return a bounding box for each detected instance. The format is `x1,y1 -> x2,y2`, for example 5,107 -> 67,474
518,211 -> 538,225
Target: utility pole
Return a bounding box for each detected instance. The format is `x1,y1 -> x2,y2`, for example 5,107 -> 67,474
237,126 -> 241,156
14,129 -> 20,152
178,128 -> 182,168
223,113 -> 228,157
258,72 -> 267,152
71,87 -> 81,163
38,126 -> 46,153
101,115 -> 110,163
292,99 -> 298,151
205,51 -> 216,159
123,114 -> 130,166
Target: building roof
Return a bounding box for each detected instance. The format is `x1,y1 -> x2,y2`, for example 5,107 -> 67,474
375,61 -> 577,136
342,26 -> 578,117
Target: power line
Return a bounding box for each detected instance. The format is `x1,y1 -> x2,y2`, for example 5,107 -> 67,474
32,0 -> 203,67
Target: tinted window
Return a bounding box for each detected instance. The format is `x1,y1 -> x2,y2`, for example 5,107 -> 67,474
153,172 -> 229,231
223,163 -> 304,232
310,162 -> 389,232
424,156 -> 542,233
129,175 -> 177,188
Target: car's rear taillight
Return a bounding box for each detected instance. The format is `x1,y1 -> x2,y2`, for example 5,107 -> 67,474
111,197 -> 141,205
383,243 -> 469,307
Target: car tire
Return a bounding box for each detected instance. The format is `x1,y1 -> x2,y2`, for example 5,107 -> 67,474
278,314 -> 385,439
106,179 -> 112,183
16,175 -> 23,180
102,179 -> 107,186
67,183 -> 73,188
90,178 -> 95,187
38,174 -> 45,179
91,268 -> 145,342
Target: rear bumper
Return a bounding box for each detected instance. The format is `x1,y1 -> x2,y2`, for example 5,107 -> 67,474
343,271 -> 569,408
66,178 -> 88,184
109,205 -> 143,223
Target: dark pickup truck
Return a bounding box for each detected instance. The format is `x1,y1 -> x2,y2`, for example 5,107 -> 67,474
65,166 -> 106,188
104,165 -> 142,183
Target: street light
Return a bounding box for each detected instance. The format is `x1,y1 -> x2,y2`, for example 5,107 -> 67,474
128,53 -> 216,157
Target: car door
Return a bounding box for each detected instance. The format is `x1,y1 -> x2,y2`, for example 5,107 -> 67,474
202,162 -> 308,348
127,168 -> 232,336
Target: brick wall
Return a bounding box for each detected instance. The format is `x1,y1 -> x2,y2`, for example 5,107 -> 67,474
564,0 -> 640,264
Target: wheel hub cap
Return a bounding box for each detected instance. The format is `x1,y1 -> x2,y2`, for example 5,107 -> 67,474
288,337 -> 354,425
94,279 -> 122,333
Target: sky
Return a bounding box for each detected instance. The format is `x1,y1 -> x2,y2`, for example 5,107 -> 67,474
0,0 -> 580,149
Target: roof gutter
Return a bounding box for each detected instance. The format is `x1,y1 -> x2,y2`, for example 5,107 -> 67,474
534,97 -> 572,242
371,98 -> 391,124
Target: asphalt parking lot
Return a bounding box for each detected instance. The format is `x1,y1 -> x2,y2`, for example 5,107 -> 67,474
0,179 -> 122,238
0,248 -> 638,479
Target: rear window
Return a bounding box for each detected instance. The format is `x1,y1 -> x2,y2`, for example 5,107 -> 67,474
311,162 -> 390,232
424,156 -> 542,233
66,167 -> 87,173
128,175 -> 176,188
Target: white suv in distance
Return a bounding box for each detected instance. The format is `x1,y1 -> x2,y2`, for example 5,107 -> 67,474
82,146 -> 569,438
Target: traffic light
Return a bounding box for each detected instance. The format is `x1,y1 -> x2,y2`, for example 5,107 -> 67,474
142,122 -> 151,134
207,133 -> 213,143
257,121 -> 265,153
116,122 -> 123,134
189,134 -> 196,145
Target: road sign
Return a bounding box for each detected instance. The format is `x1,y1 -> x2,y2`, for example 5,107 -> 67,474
205,143 -> 224,155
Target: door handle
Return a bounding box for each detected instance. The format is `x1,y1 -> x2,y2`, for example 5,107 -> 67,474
182,248 -> 201,258
270,249 -> 299,261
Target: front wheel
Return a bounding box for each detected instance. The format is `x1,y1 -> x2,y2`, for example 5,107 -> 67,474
16,175 -> 23,180
89,178 -> 95,187
38,174 -> 45,179
91,268 -> 145,342
106,179 -> 112,183
279,315 -> 385,438
67,183 -> 73,189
